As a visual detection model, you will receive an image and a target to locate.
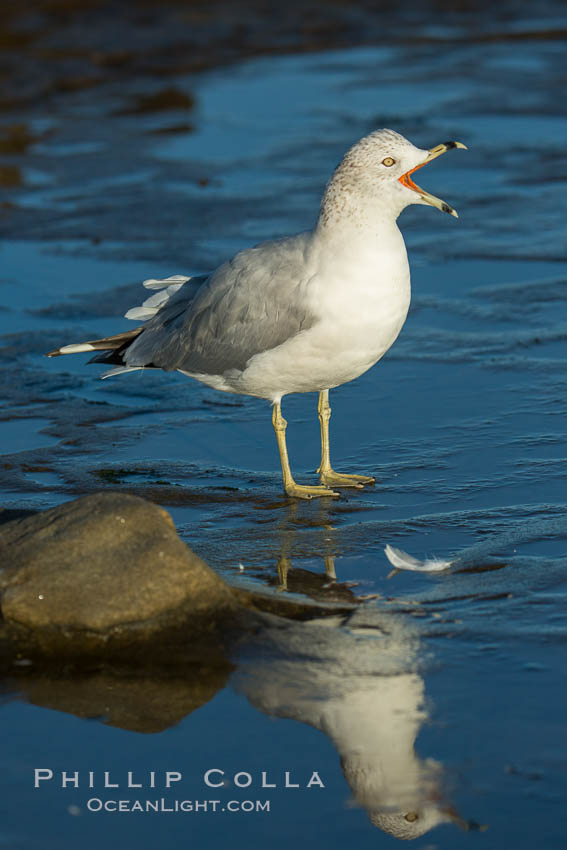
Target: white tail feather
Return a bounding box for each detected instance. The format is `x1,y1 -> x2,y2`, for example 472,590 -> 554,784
58,343 -> 96,354
124,307 -> 158,320
142,274 -> 190,290
101,366 -> 144,379
125,281 -> 185,321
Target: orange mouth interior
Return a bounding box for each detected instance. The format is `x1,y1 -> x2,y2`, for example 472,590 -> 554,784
398,160 -> 429,193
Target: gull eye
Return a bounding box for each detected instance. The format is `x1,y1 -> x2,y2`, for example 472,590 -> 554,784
404,812 -> 419,823
382,156 -> 396,167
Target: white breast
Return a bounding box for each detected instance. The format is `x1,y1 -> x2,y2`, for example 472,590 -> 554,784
230,222 -> 411,402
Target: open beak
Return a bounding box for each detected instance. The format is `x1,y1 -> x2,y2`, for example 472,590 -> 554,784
398,141 -> 467,218
444,805 -> 488,833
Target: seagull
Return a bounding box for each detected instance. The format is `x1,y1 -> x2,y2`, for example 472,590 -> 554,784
47,129 -> 466,499
234,608 -> 472,839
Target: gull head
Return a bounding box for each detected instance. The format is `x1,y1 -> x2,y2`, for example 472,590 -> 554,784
321,128 -> 467,224
370,804 -> 487,840
370,805 -> 456,841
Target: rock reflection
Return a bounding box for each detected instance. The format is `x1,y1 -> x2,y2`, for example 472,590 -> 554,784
234,605 -> 459,840
4,662 -> 233,734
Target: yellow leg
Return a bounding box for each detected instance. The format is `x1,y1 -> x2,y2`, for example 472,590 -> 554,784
272,402 -> 339,499
324,554 -> 337,580
276,555 -> 291,590
317,390 -> 376,488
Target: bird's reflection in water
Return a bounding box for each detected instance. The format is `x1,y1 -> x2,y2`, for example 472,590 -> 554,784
267,501 -> 357,604
235,504 -> 468,841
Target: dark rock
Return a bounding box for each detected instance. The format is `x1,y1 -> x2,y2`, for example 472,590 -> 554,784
0,492 -> 239,654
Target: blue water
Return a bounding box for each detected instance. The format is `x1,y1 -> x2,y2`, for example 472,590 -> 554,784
1,6 -> 566,849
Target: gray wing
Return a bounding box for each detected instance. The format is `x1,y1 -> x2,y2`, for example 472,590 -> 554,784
125,234 -> 317,375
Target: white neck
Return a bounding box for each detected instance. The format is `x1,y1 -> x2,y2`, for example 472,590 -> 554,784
308,185 -> 409,295
321,674 -> 431,810
316,163 -> 408,232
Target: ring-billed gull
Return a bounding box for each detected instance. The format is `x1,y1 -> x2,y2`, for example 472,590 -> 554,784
47,129 -> 466,499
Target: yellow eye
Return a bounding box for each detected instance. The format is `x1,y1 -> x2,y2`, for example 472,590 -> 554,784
404,812 -> 419,823
382,156 -> 396,167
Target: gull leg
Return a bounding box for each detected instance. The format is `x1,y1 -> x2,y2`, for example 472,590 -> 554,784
276,556 -> 291,590
272,402 -> 339,499
324,555 -> 337,581
317,390 -> 375,488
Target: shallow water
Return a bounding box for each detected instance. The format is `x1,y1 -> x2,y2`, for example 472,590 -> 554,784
1,2 -> 567,848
